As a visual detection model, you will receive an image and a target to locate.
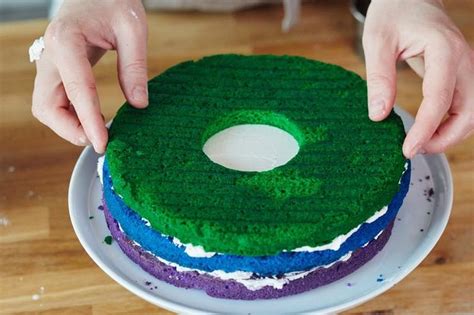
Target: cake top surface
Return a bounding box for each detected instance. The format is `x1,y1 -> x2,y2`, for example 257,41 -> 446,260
106,54 -> 406,256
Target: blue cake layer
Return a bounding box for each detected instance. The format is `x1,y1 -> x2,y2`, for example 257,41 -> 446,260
102,159 -> 410,276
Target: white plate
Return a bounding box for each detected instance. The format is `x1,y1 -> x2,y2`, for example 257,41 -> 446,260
68,107 -> 453,314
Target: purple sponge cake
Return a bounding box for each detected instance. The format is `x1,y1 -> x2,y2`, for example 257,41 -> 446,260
104,204 -> 394,300
99,55 -> 410,299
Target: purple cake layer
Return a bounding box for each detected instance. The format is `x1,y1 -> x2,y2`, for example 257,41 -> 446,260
104,204 -> 394,300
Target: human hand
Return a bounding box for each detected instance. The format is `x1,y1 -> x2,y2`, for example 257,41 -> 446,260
32,0 -> 148,153
362,0 -> 474,158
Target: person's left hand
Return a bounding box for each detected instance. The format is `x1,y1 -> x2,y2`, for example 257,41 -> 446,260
363,0 -> 474,158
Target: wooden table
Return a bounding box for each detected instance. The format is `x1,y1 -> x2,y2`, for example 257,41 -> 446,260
1,1 -> 473,314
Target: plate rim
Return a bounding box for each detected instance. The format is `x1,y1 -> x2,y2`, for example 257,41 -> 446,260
68,107 -> 453,314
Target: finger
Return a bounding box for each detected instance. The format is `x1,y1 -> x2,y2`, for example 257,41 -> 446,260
402,47 -> 462,158
42,103 -> 90,147
115,11 -> 148,108
362,30 -> 398,121
422,113 -> 472,154
32,67 -> 90,146
51,38 -> 108,154
32,87 -> 89,147
422,64 -> 474,153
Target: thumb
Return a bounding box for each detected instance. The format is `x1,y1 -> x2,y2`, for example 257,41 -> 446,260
362,33 -> 398,121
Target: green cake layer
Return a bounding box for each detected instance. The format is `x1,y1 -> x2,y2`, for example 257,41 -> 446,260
106,54 -> 406,256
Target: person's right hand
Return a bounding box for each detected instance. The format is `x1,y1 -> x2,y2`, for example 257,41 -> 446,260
32,0 -> 148,153
363,0 -> 473,158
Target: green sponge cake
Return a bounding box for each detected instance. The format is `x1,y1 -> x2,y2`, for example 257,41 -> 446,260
101,54 -> 409,299
106,54 -> 406,255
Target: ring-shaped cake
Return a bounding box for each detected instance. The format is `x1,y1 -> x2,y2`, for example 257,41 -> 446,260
102,54 -> 409,299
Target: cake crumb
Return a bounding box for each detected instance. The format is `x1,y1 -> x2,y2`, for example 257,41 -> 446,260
104,236 -> 113,245
145,281 -> 152,286
98,205 -> 104,211
377,274 -> 384,282
420,229 -> 424,232
26,190 -> 35,198
425,175 -> 430,180
428,188 -> 434,197
89,216 -> 94,219
7,166 -> 15,173
424,187 -> 434,202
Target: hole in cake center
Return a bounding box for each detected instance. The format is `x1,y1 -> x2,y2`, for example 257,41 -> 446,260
202,124 -> 300,172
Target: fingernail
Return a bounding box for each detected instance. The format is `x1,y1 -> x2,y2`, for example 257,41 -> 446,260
91,139 -> 105,154
132,85 -> 148,104
410,144 -> 426,157
369,99 -> 385,120
95,144 -> 105,155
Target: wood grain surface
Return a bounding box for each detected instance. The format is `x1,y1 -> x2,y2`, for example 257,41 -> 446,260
1,1 -> 473,314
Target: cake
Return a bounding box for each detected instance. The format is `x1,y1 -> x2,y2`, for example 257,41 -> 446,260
99,54 -> 410,299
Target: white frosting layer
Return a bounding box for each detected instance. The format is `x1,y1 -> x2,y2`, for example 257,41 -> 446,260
290,162 -> 407,253
289,205 -> 388,253
172,237 -> 216,258
117,218 -> 374,291
399,162 -> 409,184
168,203 -> 388,257
97,155 -> 105,184
99,157 -> 407,258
